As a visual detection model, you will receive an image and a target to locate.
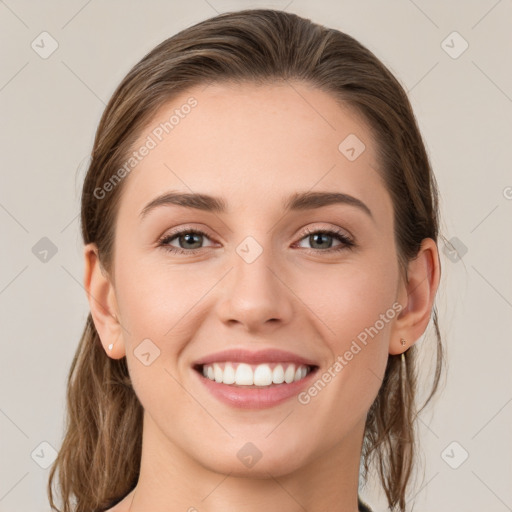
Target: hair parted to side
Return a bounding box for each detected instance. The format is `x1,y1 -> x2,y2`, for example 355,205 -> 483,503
48,9 -> 444,512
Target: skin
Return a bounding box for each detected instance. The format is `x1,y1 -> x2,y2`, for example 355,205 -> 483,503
84,81 -> 440,512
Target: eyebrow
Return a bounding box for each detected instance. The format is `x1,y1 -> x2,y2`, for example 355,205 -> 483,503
139,190 -> 374,221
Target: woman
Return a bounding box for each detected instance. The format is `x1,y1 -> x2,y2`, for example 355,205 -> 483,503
48,9 -> 443,512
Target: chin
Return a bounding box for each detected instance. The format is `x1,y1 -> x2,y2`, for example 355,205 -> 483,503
194,442 -> 310,478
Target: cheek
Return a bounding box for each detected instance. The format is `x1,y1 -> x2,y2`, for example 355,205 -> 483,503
112,257 -> 203,415
114,253 -> 208,340
298,255 -> 398,349
294,257 -> 397,420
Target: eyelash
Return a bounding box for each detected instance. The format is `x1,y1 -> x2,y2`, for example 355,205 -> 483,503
157,226 -> 355,255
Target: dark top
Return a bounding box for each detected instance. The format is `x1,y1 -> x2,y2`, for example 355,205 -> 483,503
358,496 -> 373,512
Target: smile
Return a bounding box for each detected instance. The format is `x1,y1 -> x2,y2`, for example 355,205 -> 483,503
191,347 -> 320,409
198,362 -> 314,387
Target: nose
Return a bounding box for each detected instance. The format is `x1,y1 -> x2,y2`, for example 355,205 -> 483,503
215,242 -> 294,333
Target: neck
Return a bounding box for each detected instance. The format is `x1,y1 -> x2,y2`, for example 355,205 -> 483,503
125,413 -> 365,512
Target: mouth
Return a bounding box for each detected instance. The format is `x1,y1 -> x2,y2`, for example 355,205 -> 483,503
191,347 -> 320,409
192,361 -> 319,409
193,361 -> 318,387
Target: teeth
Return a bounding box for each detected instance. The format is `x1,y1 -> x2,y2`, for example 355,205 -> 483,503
223,363 -> 236,384
284,364 -> 295,383
272,364 -> 285,384
200,362 -> 311,387
213,363 -> 223,383
235,363 -> 253,385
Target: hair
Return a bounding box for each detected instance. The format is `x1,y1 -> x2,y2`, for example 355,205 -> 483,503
48,8 -> 444,512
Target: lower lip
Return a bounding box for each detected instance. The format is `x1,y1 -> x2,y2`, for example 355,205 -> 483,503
194,367 -> 318,409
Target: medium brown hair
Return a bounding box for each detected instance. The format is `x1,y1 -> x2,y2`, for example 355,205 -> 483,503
48,9 -> 444,512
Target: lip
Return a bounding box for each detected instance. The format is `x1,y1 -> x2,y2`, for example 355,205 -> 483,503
191,348 -> 319,410
194,365 -> 319,409
192,348 -> 319,367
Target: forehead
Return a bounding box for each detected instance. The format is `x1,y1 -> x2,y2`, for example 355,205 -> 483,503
118,81 -> 391,222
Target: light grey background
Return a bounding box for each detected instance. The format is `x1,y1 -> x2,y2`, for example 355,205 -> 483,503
1,1 -> 511,511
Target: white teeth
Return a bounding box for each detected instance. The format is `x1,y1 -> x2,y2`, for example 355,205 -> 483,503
235,363 -> 253,385
284,364 -> 295,383
272,364 -> 285,384
253,364 -> 273,386
223,363 -> 236,384
213,363 -> 223,383
200,362 -> 311,387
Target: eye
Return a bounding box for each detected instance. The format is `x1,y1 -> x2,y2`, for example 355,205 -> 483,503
295,227 -> 355,253
158,228 -> 215,255
158,226 -> 355,255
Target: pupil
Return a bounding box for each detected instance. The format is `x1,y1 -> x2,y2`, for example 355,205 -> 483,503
312,233 -> 331,249
182,233 -> 201,249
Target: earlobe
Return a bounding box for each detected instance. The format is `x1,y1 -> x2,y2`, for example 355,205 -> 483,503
84,243 -> 126,359
390,238 -> 441,355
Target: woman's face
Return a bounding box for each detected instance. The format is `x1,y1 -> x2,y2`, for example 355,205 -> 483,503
108,81 -> 404,477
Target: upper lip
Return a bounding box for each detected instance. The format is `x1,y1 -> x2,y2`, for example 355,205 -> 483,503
193,348 -> 319,367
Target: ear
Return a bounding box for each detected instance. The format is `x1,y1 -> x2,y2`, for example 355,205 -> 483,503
84,243 -> 126,359
390,237 -> 441,355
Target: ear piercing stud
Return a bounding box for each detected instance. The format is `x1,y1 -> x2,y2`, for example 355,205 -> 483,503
108,343 -> 114,351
